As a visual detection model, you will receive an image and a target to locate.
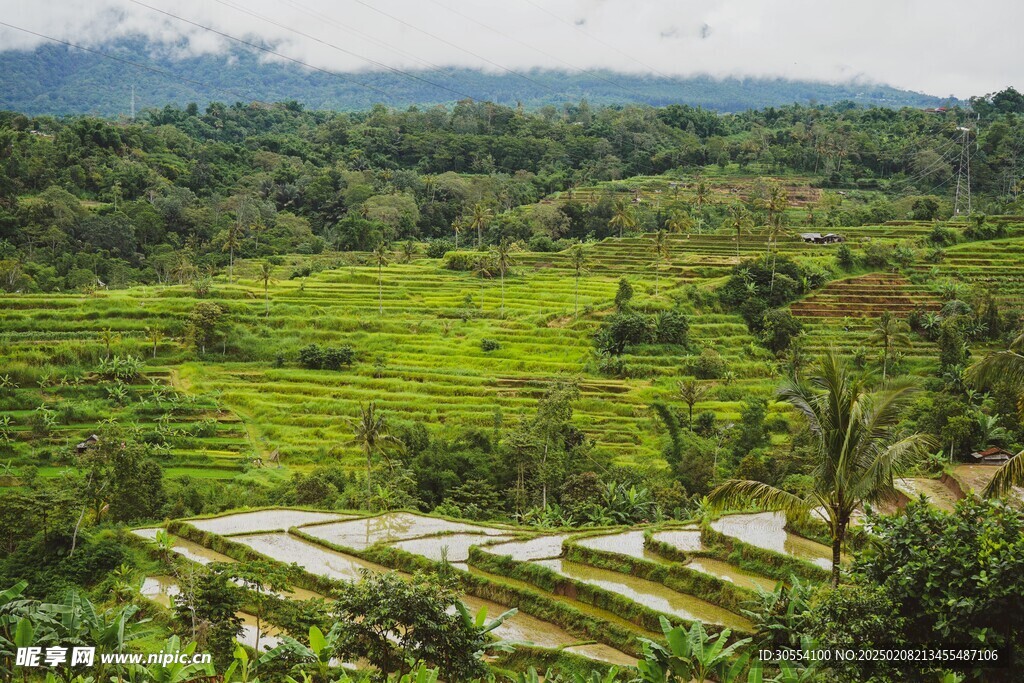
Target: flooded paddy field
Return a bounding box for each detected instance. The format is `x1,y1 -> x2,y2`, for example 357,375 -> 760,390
132,529 -> 235,565
710,512 -> 833,569
650,528 -> 703,553
684,557 -> 778,592
187,509 -> 349,535
301,513 -> 511,550
140,575 -> 180,607
481,534 -> 575,560
575,530 -> 667,563
390,533 -> 514,562
534,559 -> 752,631
232,532 -> 390,581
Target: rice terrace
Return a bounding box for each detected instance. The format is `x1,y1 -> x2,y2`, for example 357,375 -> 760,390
2,5 -> 1024,681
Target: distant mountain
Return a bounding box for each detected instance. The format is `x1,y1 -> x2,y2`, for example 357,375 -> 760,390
0,40 -> 955,116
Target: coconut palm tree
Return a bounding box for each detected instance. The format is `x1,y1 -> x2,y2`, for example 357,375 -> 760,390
726,205 -> 754,258
469,203 -> 493,249
223,222 -> 243,283
677,378 -> 710,429
609,199 -> 637,238
145,327 -> 163,359
568,243 -> 589,318
652,230 -> 670,296
968,332 -> 1024,497
452,216 -> 464,250
347,401 -> 403,505
708,352 -> 935,586
665,209 -> 694,235
372,243 -> 390,317
870,312 -> 911,380
492,237 -> 518,317
257,261 -> 275,318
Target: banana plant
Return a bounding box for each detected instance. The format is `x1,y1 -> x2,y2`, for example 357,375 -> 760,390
258,624 -> 343,683
453,602 -> 518,657
126,636 -> 214,683
635,617 -> 752,683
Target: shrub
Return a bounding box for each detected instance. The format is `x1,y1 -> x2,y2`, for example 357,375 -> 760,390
527,235 -> 556,252
758,309 -> 803,354
689,347 -> 727,379
426,239 -> 453,258
655,309 -> 690,345
298,343 -> 325,369
444,252 -> 475,271
835,243 -> 856,270
480,338 -> 501,352
595,311 -> 656,355
323,345 -> 355,370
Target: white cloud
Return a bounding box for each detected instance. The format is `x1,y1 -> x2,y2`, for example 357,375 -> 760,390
0,0 -> 1019,97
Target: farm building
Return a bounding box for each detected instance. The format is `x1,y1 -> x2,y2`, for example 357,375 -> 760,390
800,233 -> 846,244
970,446 -> 1014,464
75,434 -> 99,453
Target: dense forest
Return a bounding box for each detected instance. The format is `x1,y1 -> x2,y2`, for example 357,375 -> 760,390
2,89 -> 1023,292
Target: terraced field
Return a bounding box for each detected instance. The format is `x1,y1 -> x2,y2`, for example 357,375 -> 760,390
2,223 -> 1017,479
134,507 -> 838,671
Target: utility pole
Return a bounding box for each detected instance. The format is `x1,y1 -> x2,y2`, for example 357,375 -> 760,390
953,126 -> 972,216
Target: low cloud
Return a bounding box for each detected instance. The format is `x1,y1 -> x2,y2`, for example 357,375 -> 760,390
0,0 -> 1019,97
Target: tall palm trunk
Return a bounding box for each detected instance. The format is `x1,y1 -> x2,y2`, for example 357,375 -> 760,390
831,520 -> 846,587
378,264 -> 383,316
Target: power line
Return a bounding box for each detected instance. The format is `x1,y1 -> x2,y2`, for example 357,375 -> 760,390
0,20 -> 248,102
126,0 -> 391,98
518,0 -> 677,80
342,0 -> 560,94
209,0 -> 475,101
423,0 -> 647,99
953,126 -> 972,215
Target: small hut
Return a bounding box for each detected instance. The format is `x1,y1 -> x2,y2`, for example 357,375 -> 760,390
970,446 -> 1013,465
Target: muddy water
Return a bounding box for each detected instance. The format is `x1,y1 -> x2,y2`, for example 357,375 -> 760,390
576,531 -> 666,563
390,533 -> 513,563
711,513 -> 833,570
132,529 -> 236,565
283,585 -> 328,601
188,509 -> 348,535
140,576 -> 180,607
564,643 -> 639,667
302,513 -> 509,550
651,528 -> 703,553
534,559 -> 751,631
482,534 -> 573,560
685,558 -> 778,593
232,533 -> 391,581
237,612 -> 282,652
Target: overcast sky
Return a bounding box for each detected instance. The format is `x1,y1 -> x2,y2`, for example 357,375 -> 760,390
0,0 -> 1019,98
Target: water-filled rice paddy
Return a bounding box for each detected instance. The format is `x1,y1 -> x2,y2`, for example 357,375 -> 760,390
187,509 -> 349,535
481,534 -> 575,560
709,512 -> 833,569
300,512 -> 510,549
390,533 -> 514,562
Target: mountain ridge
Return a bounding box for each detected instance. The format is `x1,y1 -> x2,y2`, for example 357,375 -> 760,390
0,40 -> 956,116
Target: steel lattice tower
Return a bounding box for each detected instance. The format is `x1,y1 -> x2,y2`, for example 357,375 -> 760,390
953,126 -> 972,216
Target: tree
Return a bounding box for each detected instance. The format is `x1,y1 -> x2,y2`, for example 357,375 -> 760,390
968,331 -> 1024,497
726,204 -> 754,258
223,222 -> 243,283
609,198 -> 637,238
469,203 -> 493,249
347,402 -> 403,505
372,242 -> 390,317
452,216 -> 465,250
652,229 -> 670,296
665,210 -> 693,235
614,277 -> 634,311
869,312 -> 911,380
330,571 -> 513,679
145,326 -> 163,359
708,352 -> 935,586
185,302 -> 225,355
636,617 -> 752,683
568,243 -> 588,318
491,237 -> 518,317
677,379 -> 710,429
174,566 -> 242,665
257,261 -> 275,318
225,561 -> 294,653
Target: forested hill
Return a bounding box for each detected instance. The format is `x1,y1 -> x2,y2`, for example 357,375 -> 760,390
0,40 -> 954,116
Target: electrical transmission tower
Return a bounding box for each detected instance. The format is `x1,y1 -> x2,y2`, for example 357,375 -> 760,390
953,125 -> 972,216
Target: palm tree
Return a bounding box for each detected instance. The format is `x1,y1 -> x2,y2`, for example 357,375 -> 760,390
708,352 -> 935,586
145,327 -> 163,359
652,229 -> 670,296
400,239 -> 416,264
347,402 -> 402,504
223,222 -> 243,283
257,261 -> 275,317
372,243 -> 390,316
677,378 -> 710,429
665,209 -> 694,235
492,237 -> 517,317
968,332 -> 1024,497
692,179 -> 711,233
568,243 -> 589,318
726,205 -> 754,258
609,199 -> 637,238
869,312 -> 911,380
452,216 -> 465,250
469,203 -> 493,249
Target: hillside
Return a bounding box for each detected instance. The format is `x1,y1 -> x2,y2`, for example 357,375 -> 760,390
0,40 -> 954,116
